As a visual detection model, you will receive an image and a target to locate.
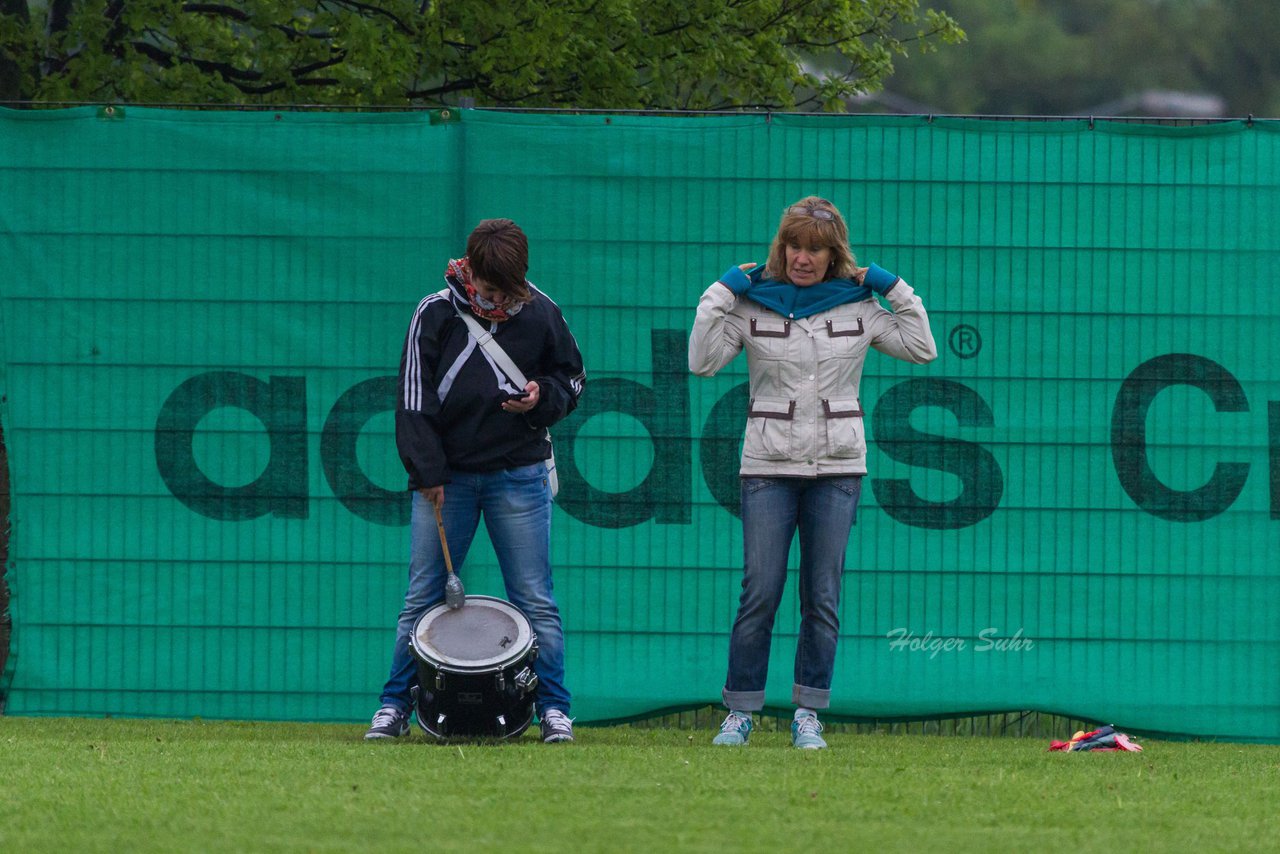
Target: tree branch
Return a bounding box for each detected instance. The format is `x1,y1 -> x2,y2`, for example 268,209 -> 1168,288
182,4 -> 333,41
292,53 -> 348,78
45,0 -> 73,36
320,0 -> 414,35
181,3 -> 250,22
406,77 -> 482,99
130,39 -> 263,80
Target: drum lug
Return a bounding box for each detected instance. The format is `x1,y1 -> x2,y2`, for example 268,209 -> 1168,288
496,714 -> 507,735
514,666 -> 538,695
434,672 -> 446,691
495,671 -> 505,692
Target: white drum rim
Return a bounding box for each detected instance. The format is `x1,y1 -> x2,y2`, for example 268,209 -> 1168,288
410,594 -> 535,672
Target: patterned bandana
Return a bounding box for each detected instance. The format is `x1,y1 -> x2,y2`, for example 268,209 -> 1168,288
445,257 -> 525,322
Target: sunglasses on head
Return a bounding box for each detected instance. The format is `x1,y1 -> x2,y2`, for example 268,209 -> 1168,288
787,203 -> 835,221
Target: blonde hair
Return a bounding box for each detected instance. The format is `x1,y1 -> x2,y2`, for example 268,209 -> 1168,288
763,196 -> 856,282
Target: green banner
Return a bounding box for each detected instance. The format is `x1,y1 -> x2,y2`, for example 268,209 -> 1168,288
1,107 -> 1277,740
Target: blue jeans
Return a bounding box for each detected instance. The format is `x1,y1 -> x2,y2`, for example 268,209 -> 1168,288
379,463 -> 570,715
722,475 -> 862,712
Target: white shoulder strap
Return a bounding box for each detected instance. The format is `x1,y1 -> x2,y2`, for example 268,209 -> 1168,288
452,297 -> 557,497
453,302 -> 529,388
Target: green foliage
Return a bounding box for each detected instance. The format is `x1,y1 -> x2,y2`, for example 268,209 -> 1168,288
2,717 -> 1280,851
0,0 -> 964,109
882,0 -> 1280,116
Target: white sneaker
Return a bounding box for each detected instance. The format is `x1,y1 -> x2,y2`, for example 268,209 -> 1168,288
540,709 -> 575,743
712,711 -> 753,746
791,712 -> 827,749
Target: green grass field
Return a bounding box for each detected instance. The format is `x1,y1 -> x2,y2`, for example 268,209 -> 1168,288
2,717 -> 1277,852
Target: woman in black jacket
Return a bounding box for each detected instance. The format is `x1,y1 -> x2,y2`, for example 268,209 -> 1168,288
365,218 -> 586,744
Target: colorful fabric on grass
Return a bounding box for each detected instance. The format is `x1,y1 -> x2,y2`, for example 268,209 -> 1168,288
1049,725 -> 1143,752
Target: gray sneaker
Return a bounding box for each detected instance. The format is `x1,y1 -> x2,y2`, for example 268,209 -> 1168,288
364,705 -> 410,740
791,712 -> 827,749
712,711 -> 753,746
540,709 -> 575,743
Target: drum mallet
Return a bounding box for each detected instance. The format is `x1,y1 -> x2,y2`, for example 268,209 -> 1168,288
434,502 -> 466,609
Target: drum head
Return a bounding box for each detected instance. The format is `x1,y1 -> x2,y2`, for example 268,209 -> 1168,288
411,595 -> 535,671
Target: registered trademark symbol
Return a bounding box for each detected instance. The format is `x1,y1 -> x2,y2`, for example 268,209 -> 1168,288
948,324 -> 982,359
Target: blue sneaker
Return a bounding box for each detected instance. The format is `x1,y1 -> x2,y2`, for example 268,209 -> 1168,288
791,711 -> 827,749
712,711 -> 753,746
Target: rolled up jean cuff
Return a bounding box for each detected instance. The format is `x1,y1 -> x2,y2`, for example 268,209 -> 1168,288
792,683 -> 831,710
722,687 -> 766,713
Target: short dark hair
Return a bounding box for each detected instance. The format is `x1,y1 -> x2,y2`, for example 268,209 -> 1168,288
467,219 -> 531,303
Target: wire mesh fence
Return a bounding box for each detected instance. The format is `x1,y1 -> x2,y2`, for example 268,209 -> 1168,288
1,427 -> 10,712
2,104 -> 1269,737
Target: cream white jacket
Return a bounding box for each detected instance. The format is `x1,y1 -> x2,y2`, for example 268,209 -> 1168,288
688,278 -> 937,477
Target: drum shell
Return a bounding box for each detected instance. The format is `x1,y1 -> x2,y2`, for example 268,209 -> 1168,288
409,595 -> 539,740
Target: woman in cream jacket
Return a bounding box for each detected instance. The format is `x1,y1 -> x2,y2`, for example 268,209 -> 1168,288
689,196 -> 937,749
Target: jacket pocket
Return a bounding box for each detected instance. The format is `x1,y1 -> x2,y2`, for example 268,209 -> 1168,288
750,317 -> 791,338
824,316 -> 866,357
825,317 -> 864,337
748,316 -> 793,360
745,396 -> 796,461
822,397 -> 865,458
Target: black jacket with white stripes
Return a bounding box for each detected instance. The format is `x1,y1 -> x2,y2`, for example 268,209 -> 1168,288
395,280 -> 586,490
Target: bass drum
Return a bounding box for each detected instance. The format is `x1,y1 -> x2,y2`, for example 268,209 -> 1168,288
410,595 -> 539,740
